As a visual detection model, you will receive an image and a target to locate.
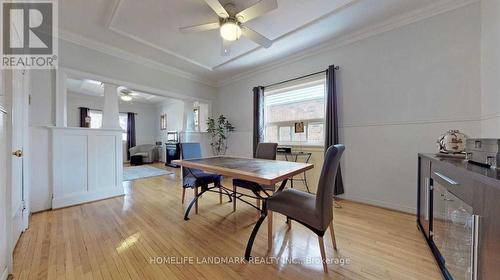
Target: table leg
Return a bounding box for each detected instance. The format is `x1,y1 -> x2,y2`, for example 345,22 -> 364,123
233,185 -> 237,212
268,210 -> 273,250
304,171 -> 310,193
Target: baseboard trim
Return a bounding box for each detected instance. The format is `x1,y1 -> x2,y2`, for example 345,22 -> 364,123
338,194 -> 416,214
0,267 -> 8,280
52,187 -> 125,209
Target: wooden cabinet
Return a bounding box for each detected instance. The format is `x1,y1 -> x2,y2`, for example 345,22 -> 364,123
418,154 -> 500,280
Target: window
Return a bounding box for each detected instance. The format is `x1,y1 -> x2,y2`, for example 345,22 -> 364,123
119,114 -> 128,141
160,114 -> 166,130
88,110 -> 129,141
264,76 -> 325,146
89,110 -> 102,129
193,107 -> 200,131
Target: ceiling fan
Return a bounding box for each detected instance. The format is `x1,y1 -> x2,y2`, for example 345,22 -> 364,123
119,88 -> 136,102
179,0 -> 278,56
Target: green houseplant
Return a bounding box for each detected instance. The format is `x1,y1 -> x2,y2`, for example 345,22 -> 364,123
206,115 -> 235,156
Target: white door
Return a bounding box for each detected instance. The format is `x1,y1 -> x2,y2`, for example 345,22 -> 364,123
10,69 -> 29,249
0,105 -> 8,280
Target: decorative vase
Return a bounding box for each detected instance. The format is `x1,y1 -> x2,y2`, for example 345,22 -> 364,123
437,130 -> 466,154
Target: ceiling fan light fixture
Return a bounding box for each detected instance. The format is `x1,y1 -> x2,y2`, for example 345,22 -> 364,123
220,21 -> 241,41
121,94 -> 133,102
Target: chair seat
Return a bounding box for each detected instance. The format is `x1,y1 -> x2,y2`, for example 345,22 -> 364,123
232,179 -> 275,193
183,169 -> 222,188
267,189 -> 322,230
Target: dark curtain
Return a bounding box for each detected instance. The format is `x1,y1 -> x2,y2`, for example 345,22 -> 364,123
79,107 -> 89,128
326,65 -> 344,195
127,112 -> 136,160
253,86 -> 265,157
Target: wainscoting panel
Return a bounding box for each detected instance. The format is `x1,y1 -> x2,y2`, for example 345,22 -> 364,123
60,134 -> 88,195
91,135 -> 118,192
51,127 -> 124,209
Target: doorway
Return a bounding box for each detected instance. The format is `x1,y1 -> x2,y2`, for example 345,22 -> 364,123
4,69 -> 31,269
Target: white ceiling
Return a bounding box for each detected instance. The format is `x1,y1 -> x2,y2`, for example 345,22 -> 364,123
66,78 -> 168,104
59,0 -> 453,84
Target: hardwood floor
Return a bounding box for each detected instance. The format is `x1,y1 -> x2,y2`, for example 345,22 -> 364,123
11,163 -> 441,279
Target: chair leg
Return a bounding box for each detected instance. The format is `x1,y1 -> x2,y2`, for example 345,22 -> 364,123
318,236 -> 328,273
219,185 -> 223,204
329,222 -> 337,250
232,185 -> 237,212
194,187 -> 198,214
267,210 -> 273,250
182,188 -> 186,204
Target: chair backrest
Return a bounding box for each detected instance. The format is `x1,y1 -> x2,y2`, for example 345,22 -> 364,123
180,143 -> 202,160
255,143 -> 278,160
315,144 -> 345,230
179,143 -> 203,181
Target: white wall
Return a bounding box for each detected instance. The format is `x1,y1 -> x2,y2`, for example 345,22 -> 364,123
156,99 -> 212,160
29,70 -> 55,212
29,39 -> 217,212
67,92 -> 160,145
480,0 -> 500,137
215,3 -> 482,213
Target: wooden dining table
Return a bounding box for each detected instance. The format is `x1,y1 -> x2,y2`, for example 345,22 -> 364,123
172,156 -> 313,260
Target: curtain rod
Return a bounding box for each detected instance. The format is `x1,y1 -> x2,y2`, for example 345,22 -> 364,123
79,107 -> 138,115
263,66 -> 339,89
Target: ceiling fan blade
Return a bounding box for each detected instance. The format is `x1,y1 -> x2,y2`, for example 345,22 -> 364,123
236,0 -> 277,23
204,0 -> 229,18
221,39 -> 231,56
241,26 -> 272,48
179,22 -> 220,33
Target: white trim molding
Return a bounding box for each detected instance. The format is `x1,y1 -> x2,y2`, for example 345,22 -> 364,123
57,0 -> 478,88
60,67 -> 214,104
216,0 -> 479,86
57,29 -> 217,88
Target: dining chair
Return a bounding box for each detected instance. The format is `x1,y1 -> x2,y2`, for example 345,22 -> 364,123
232,143 -> 278,212
179,143 -> 230,214
266,144 -> 345,273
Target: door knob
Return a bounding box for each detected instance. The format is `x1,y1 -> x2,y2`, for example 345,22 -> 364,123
12,150 -> 23,157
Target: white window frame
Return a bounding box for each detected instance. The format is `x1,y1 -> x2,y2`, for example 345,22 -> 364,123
87,110 -> 129,141
263,75 -> 326,147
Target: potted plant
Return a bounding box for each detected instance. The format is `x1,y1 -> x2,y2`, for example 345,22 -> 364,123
206,115 -> 235,156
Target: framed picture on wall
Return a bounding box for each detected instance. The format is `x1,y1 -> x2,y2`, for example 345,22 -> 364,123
160,114 -> 167,130
294,122 -> 305,133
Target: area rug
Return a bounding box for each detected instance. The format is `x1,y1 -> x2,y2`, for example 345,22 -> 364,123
123,165 -> 173,181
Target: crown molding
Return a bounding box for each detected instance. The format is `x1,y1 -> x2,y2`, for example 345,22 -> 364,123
216,0 -> 479,87
56,0 -> 478,89
57,29 -> 218,87
104,0 -> 214,71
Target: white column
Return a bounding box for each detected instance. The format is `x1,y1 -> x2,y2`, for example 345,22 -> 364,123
55,70 -> 67,127
102,83 -> 120,129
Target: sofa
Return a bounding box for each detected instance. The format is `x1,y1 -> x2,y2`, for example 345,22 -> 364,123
129,144 -> 157,163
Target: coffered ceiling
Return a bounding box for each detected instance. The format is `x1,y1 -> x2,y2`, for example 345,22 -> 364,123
59,0 -> 465,85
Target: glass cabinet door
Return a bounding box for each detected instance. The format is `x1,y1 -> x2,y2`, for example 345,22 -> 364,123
432,182 -> 473,280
